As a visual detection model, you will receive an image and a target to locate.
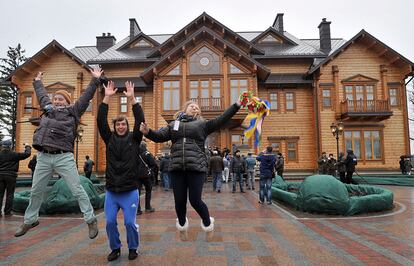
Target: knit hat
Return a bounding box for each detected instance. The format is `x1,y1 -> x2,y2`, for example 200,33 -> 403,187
54,90 -> 71,104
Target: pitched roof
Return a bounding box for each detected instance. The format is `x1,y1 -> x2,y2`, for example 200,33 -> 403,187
251,27 -> 297,45
5,40 -> 91,82
261,73 -> 313,85
308,29 -> 414,75
70,46 -> 100,63
117,32 -> 159,50
140,26 -> 271,83
146,12 -> 265,58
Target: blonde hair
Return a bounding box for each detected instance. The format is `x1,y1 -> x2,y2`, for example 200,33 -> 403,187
173,100 -> 203,120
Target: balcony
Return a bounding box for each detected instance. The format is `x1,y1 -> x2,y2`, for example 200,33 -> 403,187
340,99 -> 393,121
189,97 -> 224,111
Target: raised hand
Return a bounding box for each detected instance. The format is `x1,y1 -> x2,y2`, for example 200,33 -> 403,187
140,122 -> 149,135
90,66 -> 103,78
124,81 -> 135,98
103,81 -> 118,97
35,72 -> 43,81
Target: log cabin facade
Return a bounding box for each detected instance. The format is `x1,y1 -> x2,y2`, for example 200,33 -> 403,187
4,13 -> 413,174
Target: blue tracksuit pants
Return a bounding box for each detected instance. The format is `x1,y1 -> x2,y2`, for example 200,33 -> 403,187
105,189 -> 139,251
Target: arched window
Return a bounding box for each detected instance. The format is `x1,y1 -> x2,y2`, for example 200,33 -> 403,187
189,46 -> 220,75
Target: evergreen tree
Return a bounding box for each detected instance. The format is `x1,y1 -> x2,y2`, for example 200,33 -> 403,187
0,44 -> 27,148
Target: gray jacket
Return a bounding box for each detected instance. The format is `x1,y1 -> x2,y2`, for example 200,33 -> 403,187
32,78 -> 100,152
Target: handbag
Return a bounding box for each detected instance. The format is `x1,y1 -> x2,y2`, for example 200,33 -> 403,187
138,154 -> 152,179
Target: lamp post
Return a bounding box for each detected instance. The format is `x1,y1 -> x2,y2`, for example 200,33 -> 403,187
330,121 -> 344,160
75,126 -> 84,169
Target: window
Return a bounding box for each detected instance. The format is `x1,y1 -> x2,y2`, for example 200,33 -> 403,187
166,65 -> 181,76
364,131 -> 382,160
344,84 -> 375,111
345,129 -> 382,161
135,96 -> 143,105
229,63 -> 244,74
24,95 -> 32,114
258,34 -> 281,44
163,81 -> 180,111
189,46 -> 220,75
230,79 -> 248,104
120,96 -> 127,113
271,142 -> 281,154
286,141 -> 298,162
132,39 -> 152,47
389,87 -> 399,106
189,79 -> 221,110
322,88 -> 332,108
285,92 -> 295,111
269,92 -> 278,110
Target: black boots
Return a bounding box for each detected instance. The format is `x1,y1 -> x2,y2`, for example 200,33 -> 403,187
107,248 -> 120,261
128,249 -> 138,260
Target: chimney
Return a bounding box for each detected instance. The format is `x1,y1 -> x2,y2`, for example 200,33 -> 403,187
96,32 -> 116,52
318,18 -> 331,53
129,18 -> 141,40
272,13 -> 284,33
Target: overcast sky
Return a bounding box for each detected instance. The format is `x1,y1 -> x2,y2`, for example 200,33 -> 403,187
0,0 -> 413,150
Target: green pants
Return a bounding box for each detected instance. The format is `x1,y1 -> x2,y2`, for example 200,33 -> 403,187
24,152 -> 96,224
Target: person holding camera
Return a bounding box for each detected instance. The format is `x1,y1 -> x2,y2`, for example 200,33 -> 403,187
97,80 -> 144,261
0,140 -> 32,216
15,69 -> 102,238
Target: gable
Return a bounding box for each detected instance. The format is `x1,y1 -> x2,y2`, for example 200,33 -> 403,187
251,27 -> 297,46
117,33 -> 159,50
341,74 -> 379,83
258,33 -> 283,44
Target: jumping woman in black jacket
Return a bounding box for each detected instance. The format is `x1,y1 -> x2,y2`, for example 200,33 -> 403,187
140,100 -> 241,240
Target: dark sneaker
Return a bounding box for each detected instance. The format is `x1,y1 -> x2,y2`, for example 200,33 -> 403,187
252,187 -> 255,190
145,208 -> 155,213
14,221 -> 40,237
88,220 -> 98,239
107,248 -> 120,261
128,249 -> 138,260
217,189 -> 221,193
137,210 -> 143,215
241,190 -> 246,193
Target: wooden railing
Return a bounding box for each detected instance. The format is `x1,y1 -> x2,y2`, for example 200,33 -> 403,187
189,97 -> 223,111
340,99 -> 391,113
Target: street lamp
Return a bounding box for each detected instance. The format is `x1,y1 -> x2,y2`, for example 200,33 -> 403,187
330,121 -> 344,160
75,126 -> 84,169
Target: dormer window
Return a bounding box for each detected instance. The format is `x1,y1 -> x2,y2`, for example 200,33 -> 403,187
229,63 -> 244,74
258,34 -> 282,44
132,39 -> 152,48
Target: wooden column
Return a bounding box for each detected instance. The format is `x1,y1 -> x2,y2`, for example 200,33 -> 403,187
182,58 -> 187,103
222,56 -> 229,108
332,65 -> 340,113
380,65 -> 388,100
154,75 -> 159,154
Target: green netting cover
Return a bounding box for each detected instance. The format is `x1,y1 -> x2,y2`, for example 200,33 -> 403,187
13,176 -> 105,214
353,175 -> 414,187
271,174 -> 394,215
16,174 -> 101,187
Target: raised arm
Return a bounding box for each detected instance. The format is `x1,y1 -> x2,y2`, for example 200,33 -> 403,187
73,67 -> 103,118
11,144 -> 32,161
97,80 -> 117,144
140,122 -> 171,143
32,72 -> 52,109
205,102 -> 241,134
124,81 -> 144,142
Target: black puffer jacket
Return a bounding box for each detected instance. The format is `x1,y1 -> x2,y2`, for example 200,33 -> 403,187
97,102 -> 144,192
32,78 -> 100,152
0,146 -> 32,178
147,103 -> 240,172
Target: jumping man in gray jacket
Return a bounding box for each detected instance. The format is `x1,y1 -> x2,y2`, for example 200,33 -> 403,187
15,69 -> 103,238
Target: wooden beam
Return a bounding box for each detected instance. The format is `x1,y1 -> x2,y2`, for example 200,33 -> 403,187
167,56 -> 172,63
221,28 -> 225,37
213,37 -> 217,45
237,53 -> 242,61
41,50 -> 51,58
365,40 -> 377,50
31,59 -> 41,67
21,67 -> 31,74
379,48 -> 388,57
389,56 -> 400,65
184,29 -> 188,36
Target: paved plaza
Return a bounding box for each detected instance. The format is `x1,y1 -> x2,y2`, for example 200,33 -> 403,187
1,182 -> 414,265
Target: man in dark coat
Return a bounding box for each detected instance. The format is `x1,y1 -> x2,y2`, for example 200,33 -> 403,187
83,155 -> 94,179
275,153 -> 284,179
317,152 -> 328,174
345,150 -> 358,184
326,153 -> 337,176
256,146 -> 276,204
337,152 -> 347,183
231,149 -> 246,193
0,140 -> 31,216
209,151 -> 224,193
136,141 -> 157,215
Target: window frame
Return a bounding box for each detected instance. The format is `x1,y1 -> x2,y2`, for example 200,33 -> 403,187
388,86 -> 400,107
162,80 -> 181,111
344,128 -> 384,162
22,93 -> 33,115
268,90 -> 279,111
119,95 -> 128,113
321,87 -> 333,109
286,140 -> 298,163
284,91 -> 296,112
229,79 -> 249,104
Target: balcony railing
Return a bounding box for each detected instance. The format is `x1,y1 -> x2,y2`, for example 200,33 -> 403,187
189,97 -> 223,111
340,99 -> 392,120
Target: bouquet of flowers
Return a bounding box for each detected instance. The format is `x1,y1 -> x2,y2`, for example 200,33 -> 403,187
239,91 -> 270,148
